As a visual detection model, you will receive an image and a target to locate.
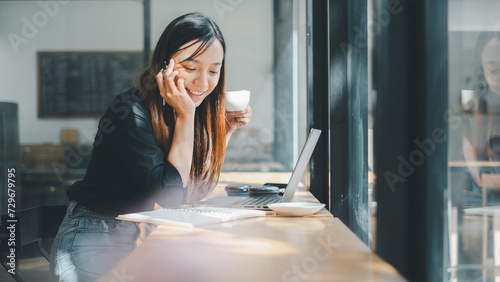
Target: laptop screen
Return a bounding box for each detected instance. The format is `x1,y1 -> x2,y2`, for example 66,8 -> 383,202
281,129 -> 321,202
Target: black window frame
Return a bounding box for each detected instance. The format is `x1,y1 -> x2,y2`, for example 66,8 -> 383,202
307,0 -> 448,281
307,0 -> 370,245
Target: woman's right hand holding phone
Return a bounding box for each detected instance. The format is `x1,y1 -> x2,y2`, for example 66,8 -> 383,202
156,58 -> 195,118
156,59 -> 195,187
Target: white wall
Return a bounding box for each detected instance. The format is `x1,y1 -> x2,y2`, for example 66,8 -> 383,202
0,0 -> 273,145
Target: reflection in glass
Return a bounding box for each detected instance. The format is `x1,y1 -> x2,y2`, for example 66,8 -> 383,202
448,1 -> 500,280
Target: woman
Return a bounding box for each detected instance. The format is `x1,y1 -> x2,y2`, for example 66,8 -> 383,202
50,12 -> 251,281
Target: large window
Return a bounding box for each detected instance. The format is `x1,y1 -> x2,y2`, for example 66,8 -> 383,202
367,0 -> 500,281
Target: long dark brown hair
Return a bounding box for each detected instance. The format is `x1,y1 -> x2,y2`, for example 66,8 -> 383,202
134,13 -> 226,203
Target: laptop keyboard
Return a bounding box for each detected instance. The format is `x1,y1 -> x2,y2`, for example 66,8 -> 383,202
234,197 -> 282,206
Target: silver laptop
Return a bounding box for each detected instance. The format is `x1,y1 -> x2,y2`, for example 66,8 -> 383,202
199,128 -> 321,209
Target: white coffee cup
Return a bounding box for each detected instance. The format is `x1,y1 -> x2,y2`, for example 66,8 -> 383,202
225,90 -> 250,112
461,90 -> 474,106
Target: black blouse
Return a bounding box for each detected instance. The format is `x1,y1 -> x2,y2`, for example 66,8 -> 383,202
67,89 -> 186,216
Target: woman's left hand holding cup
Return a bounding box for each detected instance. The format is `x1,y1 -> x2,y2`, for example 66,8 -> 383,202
226,105 -> 252,134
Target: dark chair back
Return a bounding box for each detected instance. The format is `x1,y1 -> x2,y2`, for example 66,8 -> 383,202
18,205 -> 67,245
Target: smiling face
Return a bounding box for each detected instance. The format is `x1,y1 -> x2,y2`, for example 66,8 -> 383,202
171,39 -> 224,107
482,37 -> 500,96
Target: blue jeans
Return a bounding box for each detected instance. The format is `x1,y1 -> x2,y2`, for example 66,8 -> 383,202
49,200 -> 151,282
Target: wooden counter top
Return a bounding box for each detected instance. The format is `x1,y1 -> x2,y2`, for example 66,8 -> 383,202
99,173 -> 404,282
99,216 -> 404,282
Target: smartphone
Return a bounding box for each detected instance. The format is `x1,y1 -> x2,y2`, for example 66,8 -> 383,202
225,183 -> 250,196
263,183 -> 287,189
248,186 -> 280,197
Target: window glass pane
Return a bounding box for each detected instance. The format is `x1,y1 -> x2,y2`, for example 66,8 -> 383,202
220,0 -> 308,173
448,0 -> 500,280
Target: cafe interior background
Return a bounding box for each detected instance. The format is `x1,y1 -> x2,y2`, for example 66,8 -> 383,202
0,0 -> 500,281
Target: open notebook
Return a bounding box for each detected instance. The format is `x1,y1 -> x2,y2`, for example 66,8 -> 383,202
116,207 -> 265,228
